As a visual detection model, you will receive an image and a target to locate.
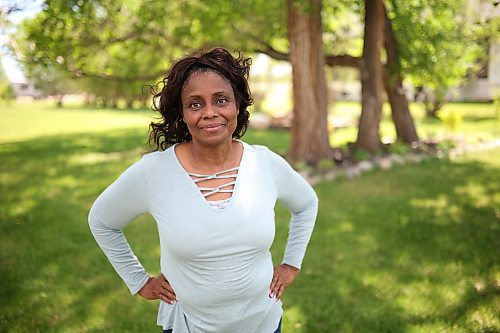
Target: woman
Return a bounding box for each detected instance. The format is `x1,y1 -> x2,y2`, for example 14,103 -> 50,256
88,48 -> 318,333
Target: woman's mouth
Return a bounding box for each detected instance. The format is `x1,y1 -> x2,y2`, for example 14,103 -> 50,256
202,123 -> 224,132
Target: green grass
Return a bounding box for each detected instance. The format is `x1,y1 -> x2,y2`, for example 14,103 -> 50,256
0,101 -> 154,143
329,101 -> 499,147
0,102 -> 499,332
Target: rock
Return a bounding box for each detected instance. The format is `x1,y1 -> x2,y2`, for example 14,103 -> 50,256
299,170 -> 310,179
358,160 -> 375,172
308,174 -> 321,186
374,156 -> 393,170
346,165 -> 361,179
405,153 -> 423,163
323,170 -> 336,181
389,154 -> 406,165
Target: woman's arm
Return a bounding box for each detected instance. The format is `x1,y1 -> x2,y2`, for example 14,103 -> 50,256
266,148 -> 319,299
88,158 -> 151,295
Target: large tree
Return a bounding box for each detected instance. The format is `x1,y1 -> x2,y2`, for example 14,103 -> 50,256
14,1 -> 184,106
383,5 -> 419,144
356,0 -> 385,153
12,0 -> 484,154
287,0 -> 331,164
387,0 -> 480,117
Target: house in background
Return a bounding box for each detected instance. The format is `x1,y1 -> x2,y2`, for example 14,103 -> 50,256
10,82 -> 43,99
449,1 -> 500,101
449,40 -> 499,102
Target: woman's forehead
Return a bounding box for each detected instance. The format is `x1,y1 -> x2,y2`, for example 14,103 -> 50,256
182,70 -> 233,96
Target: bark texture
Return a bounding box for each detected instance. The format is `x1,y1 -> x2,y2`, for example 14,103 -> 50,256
356,0 -> 385,153
287,0 -> 331,164
383,6 -> 419,143
255,44 -> 361,68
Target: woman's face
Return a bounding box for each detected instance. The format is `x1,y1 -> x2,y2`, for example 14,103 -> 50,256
181,70 -> 238,146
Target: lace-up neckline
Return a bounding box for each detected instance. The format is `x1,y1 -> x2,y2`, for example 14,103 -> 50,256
171,141 -> 245,212
188,166 -> 239,198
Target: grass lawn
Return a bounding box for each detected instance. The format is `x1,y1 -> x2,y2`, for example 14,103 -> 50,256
329,101 -> 499,147
0,102 -> 498,332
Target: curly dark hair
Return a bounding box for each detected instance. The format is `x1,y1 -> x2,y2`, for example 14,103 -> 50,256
148,48 -> 253,151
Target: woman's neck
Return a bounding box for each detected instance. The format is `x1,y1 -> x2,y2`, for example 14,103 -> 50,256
185,139 -> 241,172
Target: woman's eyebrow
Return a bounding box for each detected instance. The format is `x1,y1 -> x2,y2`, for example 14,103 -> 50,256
185,94 -> 202,99
185,91 -> 231,99
213,91 -> 232,96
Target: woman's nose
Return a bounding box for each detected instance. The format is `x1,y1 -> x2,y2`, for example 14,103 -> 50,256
202,104 -> 217,118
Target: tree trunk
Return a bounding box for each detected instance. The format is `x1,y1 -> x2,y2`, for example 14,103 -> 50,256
356,0 -> 384,153
422,87 -> 446,117
287,0 -> 331,165
383,5 -> 419,144
55,95 -> 64,108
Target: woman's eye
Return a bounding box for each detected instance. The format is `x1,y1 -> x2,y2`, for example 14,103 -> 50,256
216,98 -> 228,105
189,101 -> 202,109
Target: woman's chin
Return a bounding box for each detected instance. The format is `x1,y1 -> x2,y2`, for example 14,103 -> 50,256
192,129 -> 235,146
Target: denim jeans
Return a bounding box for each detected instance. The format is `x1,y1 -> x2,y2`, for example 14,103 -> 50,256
163,318 -> 282,333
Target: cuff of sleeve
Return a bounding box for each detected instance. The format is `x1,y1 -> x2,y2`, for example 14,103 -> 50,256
281,260 -> 301,270
130,273 -> 151,295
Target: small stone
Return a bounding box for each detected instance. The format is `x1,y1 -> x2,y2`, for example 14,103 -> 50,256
308,175 -> 321,185
375,156 -> 392,170
358,160 -> 375,172
405,153 -> 423,163
323,170 -> 336,181
346,166 -> 361,179
299,170 -> 310,179
389,154 -> 405,165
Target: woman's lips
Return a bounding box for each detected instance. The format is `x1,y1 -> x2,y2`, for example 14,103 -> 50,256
202,123 -> 224,132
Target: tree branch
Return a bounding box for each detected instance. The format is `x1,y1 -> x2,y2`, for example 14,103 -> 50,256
254,42 -> 361,68
325,54 -> 361,68
254,45 -> 289,61
68,68 -> 167,83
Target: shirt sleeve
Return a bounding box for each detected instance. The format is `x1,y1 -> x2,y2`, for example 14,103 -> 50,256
267,148 -> 318,269
88,158 -> 151,294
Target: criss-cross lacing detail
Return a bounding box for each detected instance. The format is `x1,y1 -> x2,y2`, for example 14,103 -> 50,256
188,166 -> 239,198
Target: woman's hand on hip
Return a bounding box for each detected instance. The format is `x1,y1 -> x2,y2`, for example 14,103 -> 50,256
138,273 -> 177,304
269,264 -> 299,300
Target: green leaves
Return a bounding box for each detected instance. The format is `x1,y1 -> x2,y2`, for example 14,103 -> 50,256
387,0 -> 482,90
10,0 -> 490,106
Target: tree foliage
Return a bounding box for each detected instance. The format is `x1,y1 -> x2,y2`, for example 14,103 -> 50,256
0,64 -> 14,102
7,0 -> 493,157
386,0 -> 487,115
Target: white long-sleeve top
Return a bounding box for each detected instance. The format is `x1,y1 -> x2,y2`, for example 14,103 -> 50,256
88,141 -> 318,333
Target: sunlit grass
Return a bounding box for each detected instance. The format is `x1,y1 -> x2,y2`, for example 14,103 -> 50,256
0,101 -> 153,143
329,101 -> 498,146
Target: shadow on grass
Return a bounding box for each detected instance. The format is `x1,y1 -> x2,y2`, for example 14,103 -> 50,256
462,115 -> 499,122
276,156 -> 499,332
0,128 -> 160,331
0,128 -> 498,332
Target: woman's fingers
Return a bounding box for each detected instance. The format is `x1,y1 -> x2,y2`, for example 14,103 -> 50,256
276,284 -> 285,300
269,264 -> 300,299
269,269 -> 278,297
158,275 -> 176,303
160,276 -> 176,295
269,268 -> 284,299
159,288 -> 176,304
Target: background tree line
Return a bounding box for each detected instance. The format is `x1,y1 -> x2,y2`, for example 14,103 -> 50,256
4,0 -> 496,163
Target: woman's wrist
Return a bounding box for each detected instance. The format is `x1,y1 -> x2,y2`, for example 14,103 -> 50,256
138,276 -> 153,296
